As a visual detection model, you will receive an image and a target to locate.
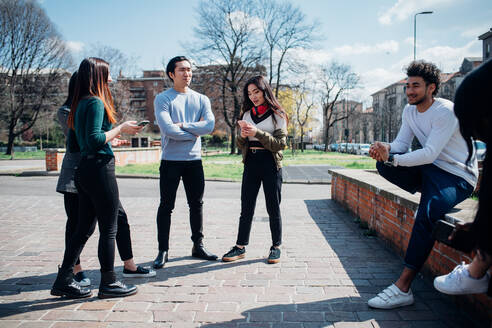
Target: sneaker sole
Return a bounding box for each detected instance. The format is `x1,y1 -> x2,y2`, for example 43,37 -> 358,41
97,288 -> 138,299
433,280 -> 487,295
222,254 -> 245,262
368,298 -> 414,309
50,288 -> 92,299
267,258 -> 280,264
76,280 -> 91,287
122,272 -> 157,278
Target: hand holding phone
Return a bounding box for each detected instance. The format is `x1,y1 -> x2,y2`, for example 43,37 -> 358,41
137,120 -> 150,127
237,120 -> 248,128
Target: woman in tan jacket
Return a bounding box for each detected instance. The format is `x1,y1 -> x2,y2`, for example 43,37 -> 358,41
222,76 -> 288,264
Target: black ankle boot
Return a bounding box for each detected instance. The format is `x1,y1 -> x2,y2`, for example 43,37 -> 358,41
98,271 -> 137,299
51,266 -> 92,299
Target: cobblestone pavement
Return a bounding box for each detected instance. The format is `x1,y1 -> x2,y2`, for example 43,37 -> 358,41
0,176 -> 484,328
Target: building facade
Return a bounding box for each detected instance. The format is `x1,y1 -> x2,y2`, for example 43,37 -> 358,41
478,28 -> 492,61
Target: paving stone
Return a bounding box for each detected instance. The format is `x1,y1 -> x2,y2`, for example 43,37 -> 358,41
41,310 -> 109,321
105,310 -> 153,322
247,311 -> 282,322
0,177 -> 482,327
283,311 -> 325,322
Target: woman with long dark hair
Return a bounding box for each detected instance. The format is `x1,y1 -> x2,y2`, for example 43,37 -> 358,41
222,76 -> 288,264
55,71 -> 155,290
433,59 -> 492,296
51,57 -> 142,299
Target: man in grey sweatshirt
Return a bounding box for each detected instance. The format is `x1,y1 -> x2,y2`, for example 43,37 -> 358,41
152,56 -> 217,269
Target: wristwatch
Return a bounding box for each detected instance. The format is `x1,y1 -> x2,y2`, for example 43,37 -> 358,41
384,154 -> 397,167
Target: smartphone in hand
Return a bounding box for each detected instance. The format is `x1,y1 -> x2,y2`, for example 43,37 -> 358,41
137,120 -> 150,127
237,120 -> 248,128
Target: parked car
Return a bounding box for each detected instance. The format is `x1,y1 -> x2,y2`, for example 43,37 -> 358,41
347,143 -> 357,154
339,143 -> 347,153
330,143 -> 339,152
474,140 -> 486,161
357,143 -> 371,156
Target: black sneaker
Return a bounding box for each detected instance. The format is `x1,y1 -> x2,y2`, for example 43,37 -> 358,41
267,246 -> 280,264
222,246 -> 246,262
122,266 -> 156,278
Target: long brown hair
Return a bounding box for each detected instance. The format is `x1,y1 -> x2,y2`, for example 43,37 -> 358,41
68,57 -> 116,129
241,76 -> 288,125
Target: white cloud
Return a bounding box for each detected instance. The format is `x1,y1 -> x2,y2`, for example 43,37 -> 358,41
334,40 -> 399,56
394,40 -> 481,72
287,47 -> 332,66
460,24 -> 491,38
378,0 -> 456,25
66,41 -> 84,53
361,68 -> 404,98
229,11 -> 263,33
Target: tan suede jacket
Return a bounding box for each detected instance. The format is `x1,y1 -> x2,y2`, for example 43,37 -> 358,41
236,128 -> 287,170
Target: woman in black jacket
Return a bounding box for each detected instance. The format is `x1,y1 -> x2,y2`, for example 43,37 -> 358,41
433,60 -> 492,296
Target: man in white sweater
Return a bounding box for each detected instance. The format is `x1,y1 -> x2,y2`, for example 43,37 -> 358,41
367,61 -> 478,309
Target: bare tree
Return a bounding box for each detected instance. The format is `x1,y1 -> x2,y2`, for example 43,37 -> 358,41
319,62 -> 360,151
193,0 -> 263,154
292,81 -> 316,152
86,44 -> 142,124
257,0 -> 318,97
0,0 -> 71,155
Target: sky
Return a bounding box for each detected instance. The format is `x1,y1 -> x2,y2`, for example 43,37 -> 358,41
39,0 -> 492,107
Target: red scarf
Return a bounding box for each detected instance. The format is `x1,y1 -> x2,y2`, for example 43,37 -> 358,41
252,105 -> 268,116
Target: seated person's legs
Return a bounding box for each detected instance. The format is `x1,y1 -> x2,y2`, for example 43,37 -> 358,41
376,161 -> 422,194
369,165 -> 474,309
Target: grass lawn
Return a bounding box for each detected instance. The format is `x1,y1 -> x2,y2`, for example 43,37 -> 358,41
0,150 -> 46,160
116,150 -> 376,181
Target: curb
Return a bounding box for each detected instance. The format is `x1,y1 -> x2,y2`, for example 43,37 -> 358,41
0,170 -> 331,184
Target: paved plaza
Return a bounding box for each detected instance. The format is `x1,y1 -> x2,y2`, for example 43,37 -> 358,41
0,175 -> 485,327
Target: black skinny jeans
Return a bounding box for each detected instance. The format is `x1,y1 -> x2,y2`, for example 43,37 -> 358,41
63,192 -> 133,265
156,160 -> 205,251
61,155 -> 120,273
236,150 -> 282,247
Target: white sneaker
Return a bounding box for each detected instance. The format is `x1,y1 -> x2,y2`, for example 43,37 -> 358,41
368,284 -> 414,309
434,262 -> 489,295
74,271 -> 91,287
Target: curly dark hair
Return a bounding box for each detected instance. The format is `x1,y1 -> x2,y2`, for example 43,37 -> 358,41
405,60 -> 441,96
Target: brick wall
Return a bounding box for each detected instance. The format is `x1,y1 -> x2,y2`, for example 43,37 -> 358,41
45,147 -> 162,171
330,169 -> 491,324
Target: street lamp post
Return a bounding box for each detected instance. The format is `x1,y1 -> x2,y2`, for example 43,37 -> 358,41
414,11 -> 433,60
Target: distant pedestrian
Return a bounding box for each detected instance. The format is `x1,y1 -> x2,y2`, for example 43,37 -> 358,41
51,57 -> 143,299
367,60 -> 478,309
152,56 -> 217,269
222,76 -> 288,264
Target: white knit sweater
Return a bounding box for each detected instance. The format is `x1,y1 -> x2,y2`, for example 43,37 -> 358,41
390,98 -> 478,187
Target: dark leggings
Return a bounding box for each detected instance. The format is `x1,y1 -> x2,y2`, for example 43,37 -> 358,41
61,156 -> 121,273
63,192 -> 134,265
236,150 -> 282,247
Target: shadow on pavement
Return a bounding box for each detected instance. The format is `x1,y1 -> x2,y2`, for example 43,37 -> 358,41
197,199 -> 482,328
0,257 -> 265,319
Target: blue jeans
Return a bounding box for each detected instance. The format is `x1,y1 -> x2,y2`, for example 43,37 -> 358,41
376,162 -> 473,271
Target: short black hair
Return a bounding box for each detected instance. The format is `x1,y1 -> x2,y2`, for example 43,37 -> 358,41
406,60 -> 441,96
166,56 -> 191,81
